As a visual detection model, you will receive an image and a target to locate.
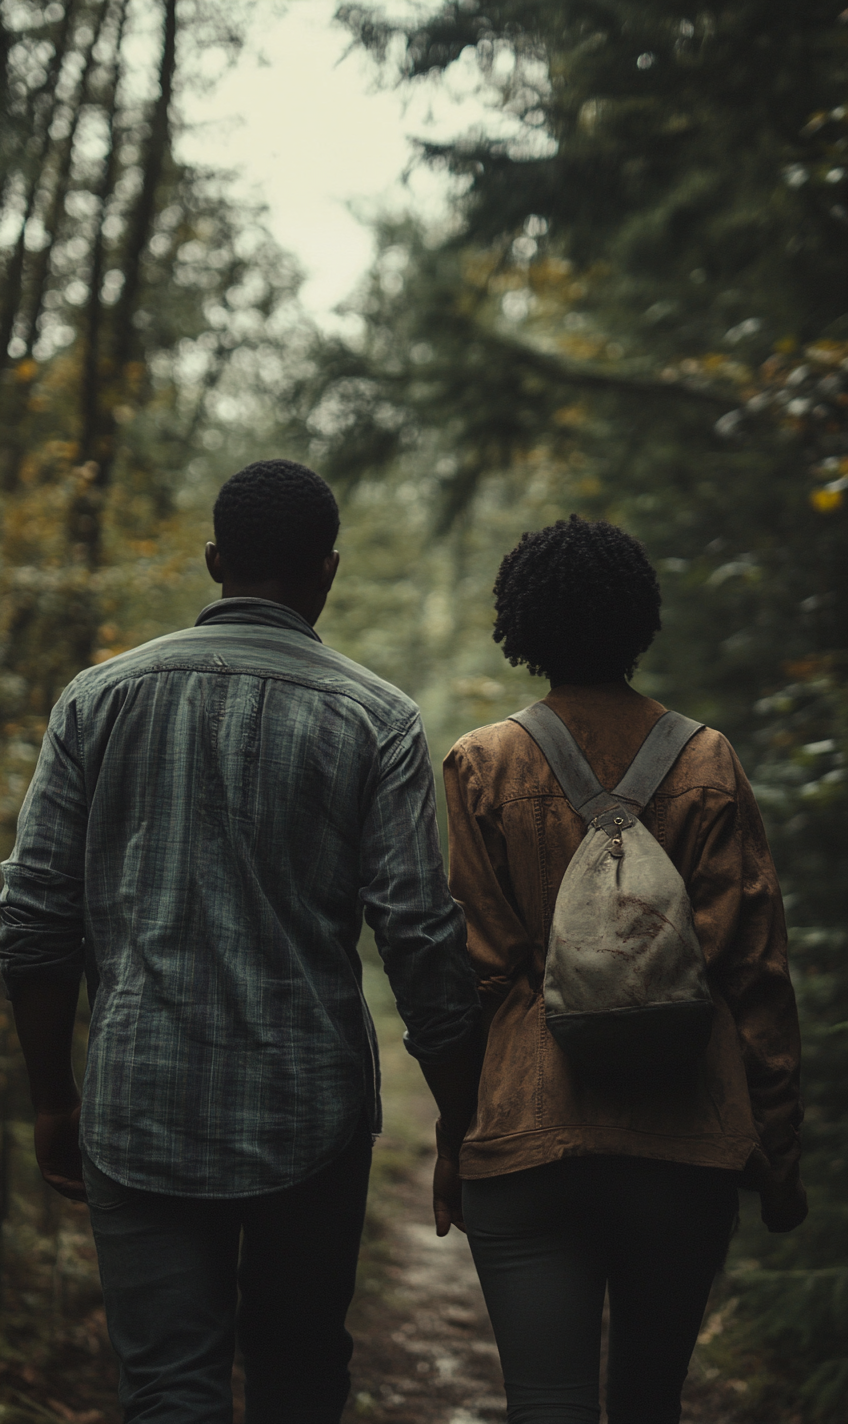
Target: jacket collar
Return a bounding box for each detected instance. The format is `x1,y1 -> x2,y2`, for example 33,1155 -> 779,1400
194,597 -> 322,643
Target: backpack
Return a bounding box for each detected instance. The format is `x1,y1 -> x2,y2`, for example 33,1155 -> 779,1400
509,703 -> 715,1076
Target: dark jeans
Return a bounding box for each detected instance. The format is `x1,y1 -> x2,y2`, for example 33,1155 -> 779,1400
83,1118 -> 372,1424
463,1155 -> 739,1424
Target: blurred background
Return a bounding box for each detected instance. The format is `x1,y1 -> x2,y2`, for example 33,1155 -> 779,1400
0,2 -> 845,1421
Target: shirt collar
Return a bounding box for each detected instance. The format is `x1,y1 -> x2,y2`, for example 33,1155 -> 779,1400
194,597 -> 322,643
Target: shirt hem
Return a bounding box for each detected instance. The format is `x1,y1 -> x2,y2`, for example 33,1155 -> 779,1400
80,1109 -> 367,1200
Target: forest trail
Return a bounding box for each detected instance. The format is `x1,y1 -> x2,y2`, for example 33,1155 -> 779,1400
341,1152 -> 504,1424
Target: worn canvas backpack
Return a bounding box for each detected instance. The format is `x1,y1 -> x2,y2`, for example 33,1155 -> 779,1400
510,703 -> 715,1076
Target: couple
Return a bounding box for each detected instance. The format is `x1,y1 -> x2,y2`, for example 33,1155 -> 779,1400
0,459 -> 805,1424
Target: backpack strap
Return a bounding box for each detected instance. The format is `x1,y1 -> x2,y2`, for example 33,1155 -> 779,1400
509,704 -> 704,823
613,711 -> 704,811
509,703 -> 619,822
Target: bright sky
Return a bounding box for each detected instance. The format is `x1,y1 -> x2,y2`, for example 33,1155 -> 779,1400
182,0 -> 510,325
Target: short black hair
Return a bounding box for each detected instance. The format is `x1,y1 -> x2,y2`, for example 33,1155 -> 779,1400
213,459 -> 339,582
492,515 -> 662,684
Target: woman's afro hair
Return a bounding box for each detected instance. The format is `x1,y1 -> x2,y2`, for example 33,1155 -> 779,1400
213,459 -> 339,583
492,514 -> 662,684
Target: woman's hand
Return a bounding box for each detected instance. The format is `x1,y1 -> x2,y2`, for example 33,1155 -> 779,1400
433,1155 -> 465,1237
761,1174 -> 808,1233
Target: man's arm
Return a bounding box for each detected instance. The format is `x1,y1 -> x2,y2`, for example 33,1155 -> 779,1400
359,712 -> 481,1232
0,698 -> 88,1200
359,711 -> 480,1062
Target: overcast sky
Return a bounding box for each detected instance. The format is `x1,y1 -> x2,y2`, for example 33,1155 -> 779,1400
182,0 -> 509,324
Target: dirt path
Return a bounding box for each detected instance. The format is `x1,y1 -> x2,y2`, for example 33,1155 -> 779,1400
342,1155 -> 504,1424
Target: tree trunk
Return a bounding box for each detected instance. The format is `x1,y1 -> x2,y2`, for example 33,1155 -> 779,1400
68,0 -> 178,568
0,0 -> 79,379
0,1 -> 111,491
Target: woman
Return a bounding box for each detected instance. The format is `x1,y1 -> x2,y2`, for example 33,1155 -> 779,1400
437,515 -> 806,1424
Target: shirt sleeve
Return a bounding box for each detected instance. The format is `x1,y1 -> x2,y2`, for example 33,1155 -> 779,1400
442,741 -> 538,999
359,712 -> 480,1063
687,747 -> 803,1192
0,692 -> 87,999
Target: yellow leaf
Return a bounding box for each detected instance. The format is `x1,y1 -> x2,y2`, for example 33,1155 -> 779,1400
810,487 -> 843,512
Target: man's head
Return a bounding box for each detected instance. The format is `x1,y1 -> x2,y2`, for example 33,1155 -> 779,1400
492,514 -> 662,685
206,459 -> 340,624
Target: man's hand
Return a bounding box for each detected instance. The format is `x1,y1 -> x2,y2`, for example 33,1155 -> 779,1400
34,1103 -> 86,1202
11,979 -> 86,1202
433,1155 -> 465,1237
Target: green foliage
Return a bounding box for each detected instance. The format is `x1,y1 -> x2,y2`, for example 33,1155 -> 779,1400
340,2 -> 848,346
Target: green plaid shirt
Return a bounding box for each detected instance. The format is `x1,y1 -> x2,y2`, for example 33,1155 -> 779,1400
0,598 -> 478,1197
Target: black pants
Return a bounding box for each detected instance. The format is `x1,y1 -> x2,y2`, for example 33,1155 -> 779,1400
83,1118 -> 372,1424
463,1155 -> 738,1424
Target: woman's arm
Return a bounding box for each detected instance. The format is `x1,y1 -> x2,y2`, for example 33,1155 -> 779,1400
688,748 -> 806,1231
443,742 -> 539,993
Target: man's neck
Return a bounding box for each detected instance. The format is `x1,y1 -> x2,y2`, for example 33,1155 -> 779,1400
218,582 -> 318,625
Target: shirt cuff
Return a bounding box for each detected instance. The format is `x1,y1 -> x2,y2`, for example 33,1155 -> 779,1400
401,1004 -> 482,1065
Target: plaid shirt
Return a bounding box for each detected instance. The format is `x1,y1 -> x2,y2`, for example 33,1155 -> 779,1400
0,598 -> 478,1197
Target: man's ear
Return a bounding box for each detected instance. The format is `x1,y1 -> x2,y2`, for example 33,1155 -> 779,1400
321,550 -> 340,592
205,542 -> 224,584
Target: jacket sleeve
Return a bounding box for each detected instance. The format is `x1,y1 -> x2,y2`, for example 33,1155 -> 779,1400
687,746 -> 804,1206
0,694 -> 87,999
359,712 -> 479,1063
443,741 -> 538,1000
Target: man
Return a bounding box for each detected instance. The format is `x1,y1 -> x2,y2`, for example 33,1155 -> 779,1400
0,459 -> 480,1424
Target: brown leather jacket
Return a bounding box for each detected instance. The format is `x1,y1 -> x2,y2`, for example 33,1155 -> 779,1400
443,683 -> 804,1217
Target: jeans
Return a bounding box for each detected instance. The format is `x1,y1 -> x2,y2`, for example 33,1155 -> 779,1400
463,1155 -> 739,1424
83,1117 -> 372,1424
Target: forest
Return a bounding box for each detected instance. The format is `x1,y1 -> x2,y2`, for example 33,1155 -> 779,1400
0,1 -> 846,1421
